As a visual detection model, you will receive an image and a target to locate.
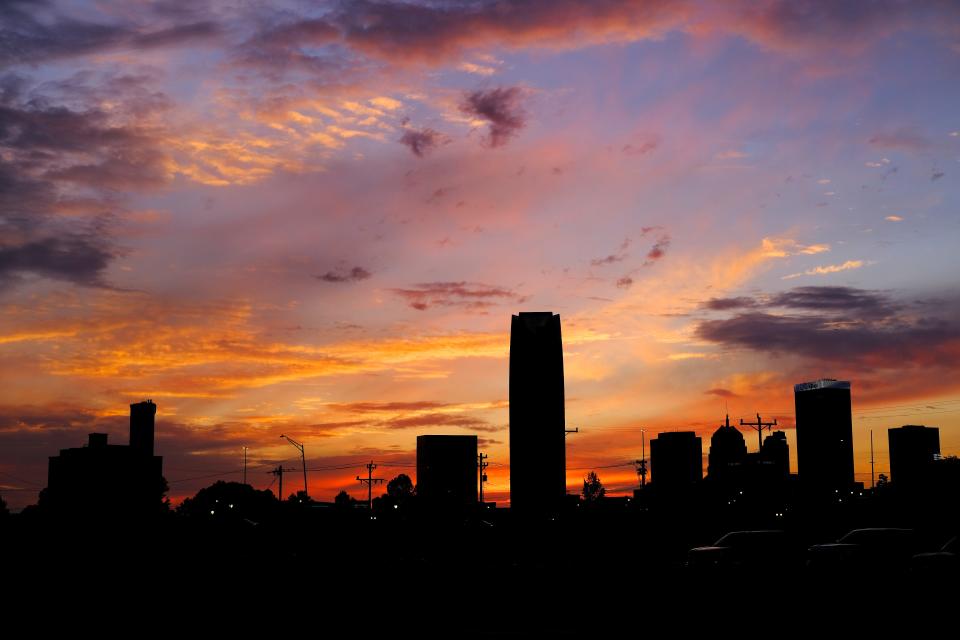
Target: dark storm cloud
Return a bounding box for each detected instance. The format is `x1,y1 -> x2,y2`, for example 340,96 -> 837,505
317,266 -> 372,283
0,232 -> 115,288
695,286 -> 960,365
460,87 -> 527,148
225,0 -> 960,80
696,312 -> 958,363
317,0 -> 689,62
399,127 -> 446,157
702,296 -> 758,311
0,72 -> 172,289
702,287 -> 898,317
390,281 -> 528,311
0,2 -> 221,68
767,286 -> 898,317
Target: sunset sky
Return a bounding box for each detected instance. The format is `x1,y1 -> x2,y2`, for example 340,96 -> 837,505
2,1 -> 959,510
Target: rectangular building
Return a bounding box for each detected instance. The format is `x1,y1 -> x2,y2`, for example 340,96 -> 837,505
650,431 -> 702,492
416,435 -> 478,509
888,425 -> 940,489
794,379 -> 854,494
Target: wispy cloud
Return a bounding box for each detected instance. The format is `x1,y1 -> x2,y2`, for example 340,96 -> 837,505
781,260 -> 867,280
317,266 -> 372,283
390,281 -> 528,311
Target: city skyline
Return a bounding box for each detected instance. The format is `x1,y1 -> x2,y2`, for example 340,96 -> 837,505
2,1 -> 960,510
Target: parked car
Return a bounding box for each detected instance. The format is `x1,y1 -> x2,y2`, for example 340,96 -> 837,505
687,530 -> 800,572
807,528 -> 918,574
911,536 -> 958,575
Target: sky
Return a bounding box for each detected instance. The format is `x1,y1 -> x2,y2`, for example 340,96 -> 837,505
1,0 -> 959,510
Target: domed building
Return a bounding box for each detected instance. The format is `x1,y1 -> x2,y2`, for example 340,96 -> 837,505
707,415 -> 747,486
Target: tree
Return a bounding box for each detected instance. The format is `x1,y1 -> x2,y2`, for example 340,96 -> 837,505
334,490 -> 354,509
876,473 -> 889,491
386,474 -> 415,500
177,480 -> 277,522
373,474 -> 416,514
286,490 -> 315,505
582,471 -> 606,503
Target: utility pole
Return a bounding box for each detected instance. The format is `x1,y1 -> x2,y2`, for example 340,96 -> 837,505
269,465 -> 297,501
243,446 -> 248,485
635,429 -> 647,489
870,430 -> 876,490
741,413 -> 778,452
478,453 -> 489,505
357,461 -> 383,514
280,434 -> 308,496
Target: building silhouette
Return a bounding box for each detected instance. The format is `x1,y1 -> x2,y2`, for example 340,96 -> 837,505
794,379 -> 854,495
888,425 -> 940,490
740,431 -> 791,490
707,415 -> 746,486
509,312 -> 566,515
46,400 -> 163,515
416,435 -> 478,509
130,399 -> 157,456
650,431 -> 702,492
759,431 -> 790,481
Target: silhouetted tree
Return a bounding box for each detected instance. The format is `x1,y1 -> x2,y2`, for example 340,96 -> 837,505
287,490 -> 315,505
582,471 -> 606,503
0,495 -> 9,520
158,475 -> 171,512
374,473 -> 416,514
178,481 -> 277,523
334,490 -> 354,509
387,474 -> 415,500
877,473 -> 889,491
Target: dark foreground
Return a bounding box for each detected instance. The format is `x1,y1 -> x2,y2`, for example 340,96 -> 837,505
3,501 -> 957,636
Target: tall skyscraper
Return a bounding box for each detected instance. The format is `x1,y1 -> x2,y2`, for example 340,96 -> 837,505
416,435 -> 478,510
794,379 -> 854,494
888,425 -> 940,489
650,431 -> 703,492
509,312 -> 566,514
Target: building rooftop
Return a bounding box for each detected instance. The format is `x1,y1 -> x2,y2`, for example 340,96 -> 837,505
794,379 -> 850,392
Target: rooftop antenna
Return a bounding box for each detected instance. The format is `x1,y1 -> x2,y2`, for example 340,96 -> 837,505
870,430 -> 876,491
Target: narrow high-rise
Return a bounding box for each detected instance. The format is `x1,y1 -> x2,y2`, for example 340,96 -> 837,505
794,379 -> 854,494
509,312 -> 566,514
